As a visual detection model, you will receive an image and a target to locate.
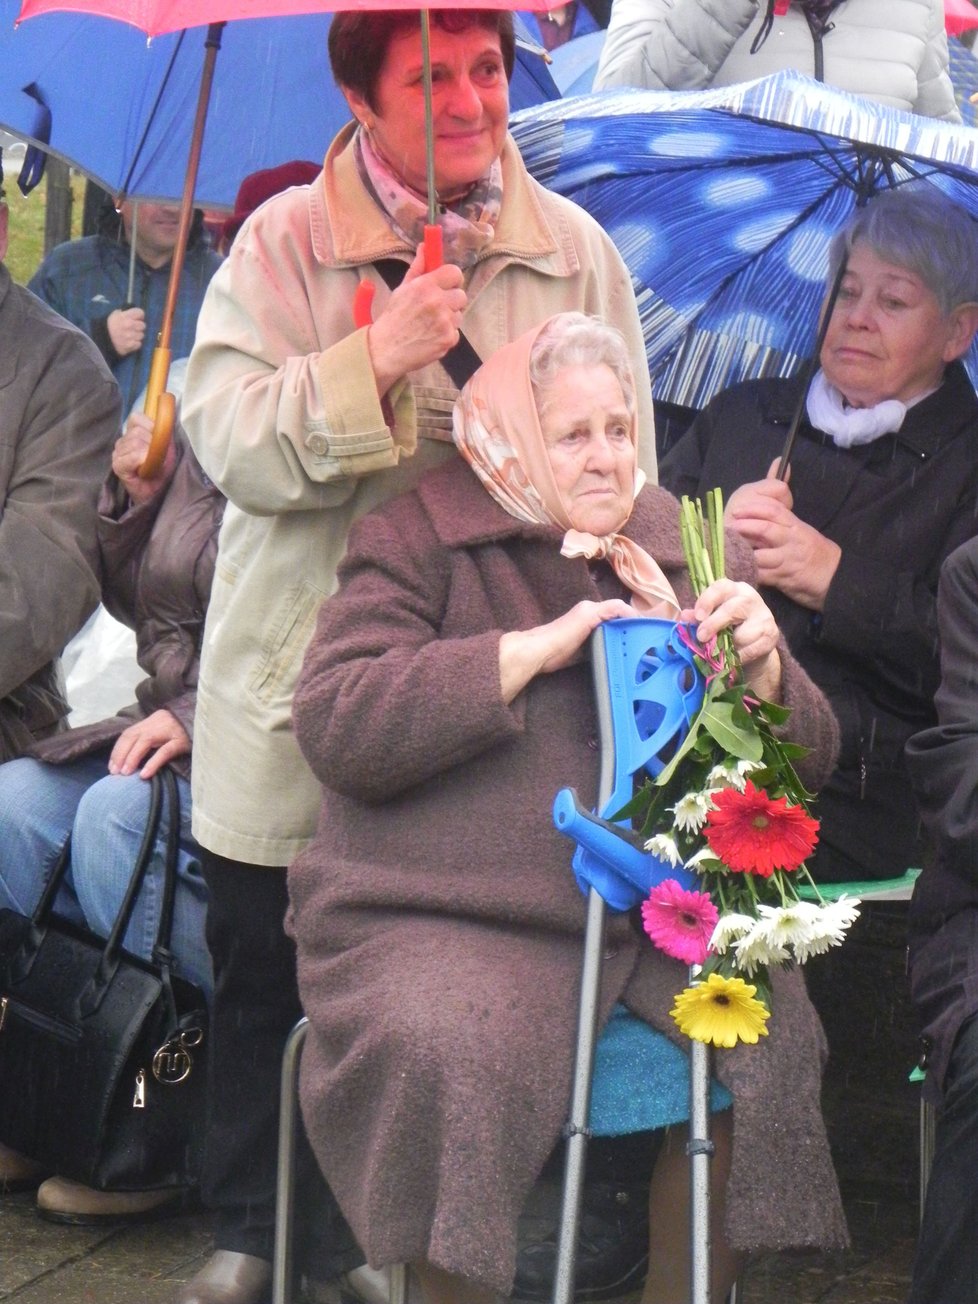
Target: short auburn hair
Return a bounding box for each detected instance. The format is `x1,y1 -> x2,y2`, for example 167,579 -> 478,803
328,9 -> 515,113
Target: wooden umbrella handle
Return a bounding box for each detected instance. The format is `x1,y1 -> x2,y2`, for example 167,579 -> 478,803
138,391 -> 176,480
137,344 -> 174,479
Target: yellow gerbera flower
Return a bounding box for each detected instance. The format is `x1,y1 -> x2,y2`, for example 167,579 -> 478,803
670,972 -> 771,1048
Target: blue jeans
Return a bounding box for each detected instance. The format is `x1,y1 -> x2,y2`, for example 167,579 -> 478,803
0,755 -> 212,997
910,1014 -> 978,1303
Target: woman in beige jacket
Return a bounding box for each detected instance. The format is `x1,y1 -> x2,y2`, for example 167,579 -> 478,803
177,10 -> 656,1303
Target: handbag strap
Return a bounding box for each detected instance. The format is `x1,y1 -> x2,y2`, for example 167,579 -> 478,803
98,769 -> 172,963
28,770 -> 165,931
150,767 -> 182,969
9,769 -> 166,992
373,259 -> 483,392
77,769 -> 181,1016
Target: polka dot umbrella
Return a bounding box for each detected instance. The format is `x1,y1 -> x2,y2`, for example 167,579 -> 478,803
512,69 -> 978,421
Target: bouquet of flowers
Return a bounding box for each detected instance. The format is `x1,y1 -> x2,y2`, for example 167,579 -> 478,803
619,491 -> 859,1049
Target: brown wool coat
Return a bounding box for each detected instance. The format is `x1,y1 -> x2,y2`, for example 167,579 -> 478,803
287,463 -> 847,1294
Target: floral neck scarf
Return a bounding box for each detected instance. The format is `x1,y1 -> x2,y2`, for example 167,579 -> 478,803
806,368 -> 907,449
355,126 -> 501,270
453,319 -> 681,618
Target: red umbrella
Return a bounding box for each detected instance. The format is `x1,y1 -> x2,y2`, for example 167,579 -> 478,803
946,0 -> 978,37
17,0 -> 561,475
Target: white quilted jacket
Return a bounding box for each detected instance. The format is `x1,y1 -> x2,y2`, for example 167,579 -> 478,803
596,0 -> 961,121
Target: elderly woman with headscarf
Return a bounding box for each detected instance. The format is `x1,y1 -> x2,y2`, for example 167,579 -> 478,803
288,312 -> 846,1304
660,186 -> 978,885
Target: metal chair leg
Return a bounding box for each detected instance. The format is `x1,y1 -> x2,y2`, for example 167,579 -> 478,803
273,1017 -> 310,1304
388,1264 -> 408,1304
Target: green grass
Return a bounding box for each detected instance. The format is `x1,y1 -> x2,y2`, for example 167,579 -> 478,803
5,167 -> 87,286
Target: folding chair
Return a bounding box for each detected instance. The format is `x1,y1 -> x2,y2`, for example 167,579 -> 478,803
272,1017 -> 409,1304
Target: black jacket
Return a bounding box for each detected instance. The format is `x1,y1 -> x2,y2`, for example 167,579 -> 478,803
906,536 -> 978,1094
660,364 -> 978,880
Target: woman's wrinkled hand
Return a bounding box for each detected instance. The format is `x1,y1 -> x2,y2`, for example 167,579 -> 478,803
682,578 -> 782,702
108,709 -> 191,779
499,599 -> 634,704
112,411 -> 177,507
724,459 -> 840,610
366,244 -> 468,396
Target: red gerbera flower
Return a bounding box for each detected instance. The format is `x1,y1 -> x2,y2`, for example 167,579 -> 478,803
704,780 -> 819,877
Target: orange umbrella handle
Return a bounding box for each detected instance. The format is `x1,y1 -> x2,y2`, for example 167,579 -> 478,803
423,223 -> 443,271
351,225 -> 444,329
353,279 -> 375,330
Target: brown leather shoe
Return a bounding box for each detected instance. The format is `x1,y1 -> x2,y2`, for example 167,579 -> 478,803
36,1175 -> 182,1225
174,1251 -> 272,1304
0,1142 -> 49,1194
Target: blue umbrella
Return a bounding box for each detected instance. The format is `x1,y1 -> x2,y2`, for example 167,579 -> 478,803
547,28 -> 604,96
511,69 -> 978,412
0,1 -> 560,207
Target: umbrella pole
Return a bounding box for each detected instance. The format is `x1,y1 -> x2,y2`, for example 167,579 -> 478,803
138,21 -> 225,479
775,247 -> 849,480
419,10 -> 444,271
126,201 -> 138,305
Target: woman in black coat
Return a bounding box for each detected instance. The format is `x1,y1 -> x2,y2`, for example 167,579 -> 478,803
660,186 -> 978,882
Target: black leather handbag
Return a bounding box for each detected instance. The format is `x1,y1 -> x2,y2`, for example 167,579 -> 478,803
0,767 -> 207,1191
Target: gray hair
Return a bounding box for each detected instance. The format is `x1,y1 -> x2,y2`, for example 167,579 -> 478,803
529,313 -> 636,420
828,187 -> 978,316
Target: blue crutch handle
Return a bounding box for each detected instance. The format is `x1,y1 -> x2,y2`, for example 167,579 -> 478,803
553,787 -> 696,911
553,618 -> 706,911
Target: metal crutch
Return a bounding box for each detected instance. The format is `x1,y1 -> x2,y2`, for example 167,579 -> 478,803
551,618 -> 712,1304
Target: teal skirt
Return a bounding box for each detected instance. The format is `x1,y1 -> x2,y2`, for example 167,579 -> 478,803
588,1004 -> 733,1137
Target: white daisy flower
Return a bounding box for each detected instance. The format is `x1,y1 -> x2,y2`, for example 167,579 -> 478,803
710,912 -> 756,955
754,901 -> 822,952
645,833 -> 682,868
790,896 -> 862,962
734,918 -> 791,976
685,846 -> 724,873
670,790 -> 714,834
706,758 -> 763,793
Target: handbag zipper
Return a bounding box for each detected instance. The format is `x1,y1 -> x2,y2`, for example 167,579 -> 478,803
0,994 -> 82,1044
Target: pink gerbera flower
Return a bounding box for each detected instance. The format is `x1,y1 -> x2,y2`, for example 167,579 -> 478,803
641,880 -> 719,965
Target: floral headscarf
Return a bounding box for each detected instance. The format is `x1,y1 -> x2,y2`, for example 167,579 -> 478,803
452,317 -> 681,618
